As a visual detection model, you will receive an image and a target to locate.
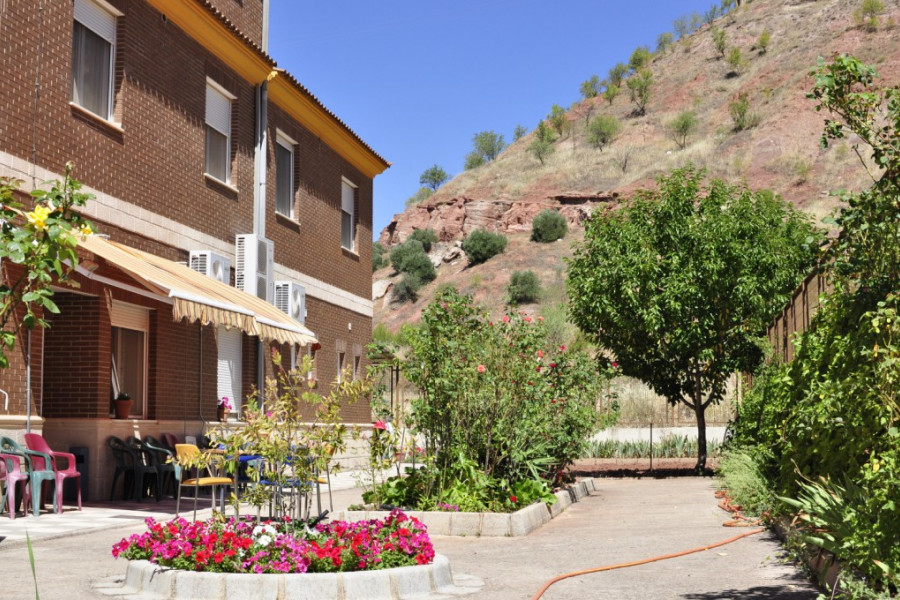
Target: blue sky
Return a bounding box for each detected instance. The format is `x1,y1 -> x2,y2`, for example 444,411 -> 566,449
269,1 -> 719,236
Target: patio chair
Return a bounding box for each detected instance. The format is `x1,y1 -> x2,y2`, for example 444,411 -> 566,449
0,436 -> 56,516
174,443 -> 233,520
0,452 -> 30,519
24,432 -> 82,513
107,436 -> 158,501
142,435 -> 180,497
160,432 -> 180,452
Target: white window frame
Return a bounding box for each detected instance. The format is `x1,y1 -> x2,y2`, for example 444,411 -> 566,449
341,178 -> 357,252
205,78 -> 235,183
71,0 -> 122,121
275,130 -> 297,219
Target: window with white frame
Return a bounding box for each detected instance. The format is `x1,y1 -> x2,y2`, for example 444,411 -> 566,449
275,131 -> 296,218
341,178 -> 356,251
110,301 -> 149,418
71,0 -> 120,120
337,351 -> 346,383
217,326 -> 243,416
205,80 -> 234,183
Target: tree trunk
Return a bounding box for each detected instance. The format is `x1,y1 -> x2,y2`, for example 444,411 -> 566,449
694,398 -> 708,473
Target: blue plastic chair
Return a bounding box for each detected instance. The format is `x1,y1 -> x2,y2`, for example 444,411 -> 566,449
0,436 -> 57,516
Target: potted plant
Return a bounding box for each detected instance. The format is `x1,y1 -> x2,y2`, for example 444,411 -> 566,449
114,392 -> 132,419
217,396 -> 234,422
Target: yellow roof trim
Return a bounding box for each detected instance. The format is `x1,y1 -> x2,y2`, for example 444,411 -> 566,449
268,73 -> 390,178
145,0 -> 272,84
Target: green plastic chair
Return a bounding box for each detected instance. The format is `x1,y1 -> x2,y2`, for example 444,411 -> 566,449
0,436 -> 57,516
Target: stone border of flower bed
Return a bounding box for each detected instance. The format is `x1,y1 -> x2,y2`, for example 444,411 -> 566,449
332,478 -> 596,537
112,553 -> 480,600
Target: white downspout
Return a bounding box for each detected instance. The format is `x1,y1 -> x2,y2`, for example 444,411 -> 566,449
254,0 -> 271,400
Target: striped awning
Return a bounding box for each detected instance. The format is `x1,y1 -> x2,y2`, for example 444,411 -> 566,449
78,235 -> 317,346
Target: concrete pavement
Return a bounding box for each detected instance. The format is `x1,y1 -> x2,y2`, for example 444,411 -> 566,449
0,476 -> 821,599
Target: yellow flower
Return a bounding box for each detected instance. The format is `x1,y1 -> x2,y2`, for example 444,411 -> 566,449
25,204 -> 51,231
80,223 -> 93,236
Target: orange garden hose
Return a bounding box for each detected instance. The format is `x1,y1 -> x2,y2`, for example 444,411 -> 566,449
530,528 -> 765,600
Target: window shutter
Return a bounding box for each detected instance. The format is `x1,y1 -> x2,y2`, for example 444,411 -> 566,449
74,0 -> 117,44
110,300 -> 149,331
206,83 -> 232,136
341,180 -> 355,214
217,327 -> 243,412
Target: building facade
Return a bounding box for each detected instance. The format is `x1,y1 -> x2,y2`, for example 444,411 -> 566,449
0,0 -> 388,500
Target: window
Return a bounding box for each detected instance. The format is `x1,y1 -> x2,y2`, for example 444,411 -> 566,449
337,351 -> 346,383
217,327 -> 242,416
275,131 -> 296,218
341,178 -> 357,251
353,355 -> 361,381
71,0 -> 120,120
110,301 -> 149,418
205,80 -> 234,183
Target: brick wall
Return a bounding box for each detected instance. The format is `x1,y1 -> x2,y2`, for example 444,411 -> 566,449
207,0 -> 265,49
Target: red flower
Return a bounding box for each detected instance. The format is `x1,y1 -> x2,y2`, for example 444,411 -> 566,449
612,361 -> 619,369
373,420 -> 387,430
537,350 -> 544,358
477,364 -> 486,374
524,315 -> 532,323
559,345 -> 567,352
510,495 -> 517,503
502,315 -> 510,323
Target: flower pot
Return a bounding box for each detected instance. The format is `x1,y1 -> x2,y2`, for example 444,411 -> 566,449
217,405 -> 226,422
114,399 -> 132,419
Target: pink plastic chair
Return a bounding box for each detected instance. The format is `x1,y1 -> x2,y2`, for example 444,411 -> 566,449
24,433 -> 82,513
0,452 -> 30,519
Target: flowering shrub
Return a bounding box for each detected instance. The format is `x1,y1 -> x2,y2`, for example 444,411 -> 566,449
112,510 -> 433,574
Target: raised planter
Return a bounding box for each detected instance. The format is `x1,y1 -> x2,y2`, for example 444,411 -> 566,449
332,478 -> 596,537
114,554 -> 479,600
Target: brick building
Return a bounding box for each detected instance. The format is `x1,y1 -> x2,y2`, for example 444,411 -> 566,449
0,0 -> 388,501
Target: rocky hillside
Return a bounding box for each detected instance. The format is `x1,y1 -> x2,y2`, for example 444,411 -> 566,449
375,0 -> 900,332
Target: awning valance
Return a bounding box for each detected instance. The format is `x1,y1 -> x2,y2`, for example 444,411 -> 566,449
77,235 -> 317,346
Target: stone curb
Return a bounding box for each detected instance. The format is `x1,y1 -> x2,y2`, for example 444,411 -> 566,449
115,554 -> 479,600
332,477 -> 597,537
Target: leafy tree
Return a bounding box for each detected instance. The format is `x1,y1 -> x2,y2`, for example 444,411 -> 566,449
626,68 -> 654,115
668,111 -> 698,149
711,27 -> 727,58
405,187 -> 433,208
0,164 -> 92,369
398,251 -> 436,284
390,239 -> 426,273
756,30 -> 771,54
472,131 -> 505,161
419,164 -> 449,191
567,166 -> 821,470
579,75 -> 601,99
587,114 -> 622,151
547,104 -> 570,138
629,46 -> 653,72
507,270 -> 541,305
656,32 -> 675,54
727,46 -> 745,74
513,124 -> 528,142
603,84 -> 620,106
409,228 -> 439,253
608,62 -> 628,88
729,92 -> 759,131
854,0 -> 885,31
528,121 -> 556,165
673,15 -> 692,39
461,229 -> 507,265
464,151 -> 485,170
531,209 -> 568,243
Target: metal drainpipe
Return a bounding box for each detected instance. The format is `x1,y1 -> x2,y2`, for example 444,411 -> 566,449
255,0 -> 270,406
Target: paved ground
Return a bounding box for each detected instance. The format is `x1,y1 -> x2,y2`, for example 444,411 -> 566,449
0,476 -> 821,599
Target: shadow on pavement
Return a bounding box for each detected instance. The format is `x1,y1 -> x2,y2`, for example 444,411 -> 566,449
681,584 -> 816,599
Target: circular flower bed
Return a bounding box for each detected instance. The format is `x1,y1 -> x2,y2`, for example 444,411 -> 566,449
112,510 -> 434,574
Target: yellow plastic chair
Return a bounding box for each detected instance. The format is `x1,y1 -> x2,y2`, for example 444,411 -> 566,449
174,444 -> 233,520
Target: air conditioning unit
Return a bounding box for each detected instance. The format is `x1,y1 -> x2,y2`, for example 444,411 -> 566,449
188,250 -> 231,284
235,234 -> 274,302
275,281 -> 306,324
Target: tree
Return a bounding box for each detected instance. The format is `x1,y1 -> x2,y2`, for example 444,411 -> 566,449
656,32 -> 675,54
547,104 -> 570,138
513,124 -> 528,142
626,68 -> 653,115
0,164 -> 92,368
567,166 -> 821,470
704,5 -> 720,25
419,164 -> 449,191
667,111 -> 698,149
465,131 -> 505,170
464,152 -> 485,170
587,114 -> 622,151
608,62 -> 628,88
603,84 -> 620,106
711,27 -> 727,59
727,46 -> 745,74
729,92 -> 759,131
405,187 -> 433,208
579,75 -> 601,100
854,0 -> 885,31
629,46 -> 653,72
528,121 -> 556,165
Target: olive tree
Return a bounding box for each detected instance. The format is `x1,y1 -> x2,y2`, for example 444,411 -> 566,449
567,166 -> 821,470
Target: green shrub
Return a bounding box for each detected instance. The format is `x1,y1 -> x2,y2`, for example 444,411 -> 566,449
405,187 -> 433,208
726,46 -> 745,74
398,251 -> 436,284
629,45 -> 653,71
513,124 -> 528,142
668,111 -> 698,149
579,75 -> 601,100
393,273 -> 421,303
717,450 -> 774,518
712,27 -> 727,58
603,84 -> 620,106
757,30 -> 771,54
408,228 -> 439,252
854,0 -> 885,31
626,69 -> 653,115
461,229 -> 507,265
531,210 -> 568,243
587,114 -> 622,150
656,32 -> 674,54
507,270 -> 541,305
373,242 -> 390,272
608,62 -> 628,88
729,93 -> 759,131
389,239 -> 425,273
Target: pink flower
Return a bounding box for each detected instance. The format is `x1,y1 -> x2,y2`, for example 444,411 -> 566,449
537,316 -> 544,322
524,316 -> 532,323
502,315 -> 510,323
612,361 -> 619,369
373,420 -> 387,430
537,350 -> 544,358
477,364 -> 486,374
559,345 -> 567,352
